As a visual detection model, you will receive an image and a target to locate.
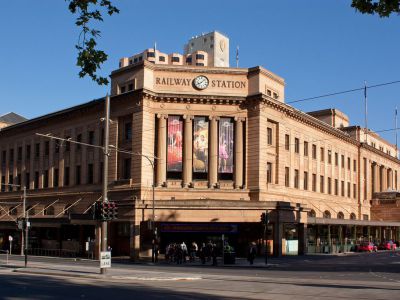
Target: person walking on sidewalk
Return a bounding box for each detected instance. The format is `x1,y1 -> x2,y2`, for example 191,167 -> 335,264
248,242 -> 257,265
211,243 -> 218,266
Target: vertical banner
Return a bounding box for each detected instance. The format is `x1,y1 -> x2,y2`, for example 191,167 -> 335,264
193,117 -> 209,173
218,118 -> 234,173
167,116 -> 183,172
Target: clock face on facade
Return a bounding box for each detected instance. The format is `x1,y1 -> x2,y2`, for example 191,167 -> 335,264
193,75 -> 209,90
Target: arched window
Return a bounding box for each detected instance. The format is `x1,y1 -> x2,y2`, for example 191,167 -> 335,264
308,209 -> 316,218
350,213 -> 356,220
323,210 -> 331,219
44,206 -> 54,216
9,206 -> 17,216
337,212 -> 344,219
26,206 -> 35,216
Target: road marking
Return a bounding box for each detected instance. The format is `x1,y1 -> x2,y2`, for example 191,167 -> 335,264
369,269 -> 400,283
111,276 -> 202,281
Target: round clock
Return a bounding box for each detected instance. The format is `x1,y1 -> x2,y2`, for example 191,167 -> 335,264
193,75 -> 209,90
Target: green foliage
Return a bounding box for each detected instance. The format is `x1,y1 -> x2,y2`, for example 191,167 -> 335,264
351,0 -> 400,17
66,0 -> 119,85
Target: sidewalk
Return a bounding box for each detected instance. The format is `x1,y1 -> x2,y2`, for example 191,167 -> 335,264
0,253 -> 353,281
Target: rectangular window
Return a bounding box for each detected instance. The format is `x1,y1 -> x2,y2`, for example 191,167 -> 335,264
267,162 -> 272,183
196,54 -> 205,60
304,141 -> 309,156
159,56 -> 165,62
320,147 -> 325,162
285,167 -> 290,187
17,147 -> 22,161
335,179 -> 339,195
320,176 -> 324,193
172,56 -> 180,62
294,138 -> 299,154
353,183 -> 357,198
34,171 -> 39,189
8,175 -> 13,191
128,83 -> 134,91
64,167 -> 70,186
363,214 -> 369,221
328,150 -> 332,164
1,150 -> 5,164
26,145 -> 31,159
312,144 -> 317,159
147,51 -> 155,58
347,182 -> 351,197
304,172 -> 308,190
196,62 -> 204,66
88,163 -> 94,184
353,159 -> 357,172
347,157 -> 351,170
35,143 -> 40,158
186,57 -> 192,63
88,131 -> 95,145
335,152 -> 338,166
294,169 -> 299,189
25,173 -> 30,190
45,141 -> 50,156
122,159 -> 131,180
43,170 -> 49,188
75,166 -> 81,185
120,86 -> 126,93
328,177 -> 332,194
54,169 -> 59,187
65,136 -> 71,152
341,155 -> 345,168
55,140 -> 60,153
77,134 -> 82,149
1,176 -> 5,192
285,134 -> 290,151
312,174 -> 316,192
17,174 -> 21,190
341,181 -> 345,196
267,128 -> 272,145
124,123 -> 132,140
193,117 -> 209,177
218,118 -> 234,175
9,149 -> 14,163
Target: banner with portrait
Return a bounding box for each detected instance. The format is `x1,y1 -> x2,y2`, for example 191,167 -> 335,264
218,118 -> 234,173
193,117 -> 209,173
167,116 -> 183,172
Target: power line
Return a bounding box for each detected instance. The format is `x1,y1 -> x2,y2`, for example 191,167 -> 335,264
287,80 -> 400,104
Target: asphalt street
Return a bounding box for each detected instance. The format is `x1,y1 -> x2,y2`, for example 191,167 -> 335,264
0,251 -> 399,299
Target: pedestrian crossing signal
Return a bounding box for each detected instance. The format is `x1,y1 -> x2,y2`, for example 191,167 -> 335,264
94,201 -> 118,221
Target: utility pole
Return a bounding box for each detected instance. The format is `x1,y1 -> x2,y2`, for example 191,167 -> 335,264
23,186 -> 28,267
101,94 -> 110,275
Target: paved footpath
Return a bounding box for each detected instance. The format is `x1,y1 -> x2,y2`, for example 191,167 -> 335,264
1,252 -> 400,299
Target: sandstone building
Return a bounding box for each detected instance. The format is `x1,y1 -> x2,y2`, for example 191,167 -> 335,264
0,32 -> 399,258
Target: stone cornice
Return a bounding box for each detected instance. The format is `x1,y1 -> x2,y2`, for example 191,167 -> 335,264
248,93 -> 358,146
361,143 -> 400,165
248,66 -> 285,86
140,88 -> 247,106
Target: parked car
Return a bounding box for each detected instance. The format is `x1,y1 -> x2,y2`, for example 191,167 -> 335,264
378,241 -> 396,251
358,242 -> 377,252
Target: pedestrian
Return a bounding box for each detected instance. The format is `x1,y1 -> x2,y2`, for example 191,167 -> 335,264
211,243 -> 218,266
199,243 -> 206,264
190,241 -> 198,262
248,242 -> 257,265
181,241 -> 188,263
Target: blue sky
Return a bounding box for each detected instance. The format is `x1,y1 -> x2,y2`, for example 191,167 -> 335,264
0,0 -> 399,145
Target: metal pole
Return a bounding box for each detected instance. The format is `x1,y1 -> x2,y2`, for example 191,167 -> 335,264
21,186 -> 26,256
395,106 -> 398,159
25,209 -> 28,268
364,81 -> 368,143
101,94 -> 110,275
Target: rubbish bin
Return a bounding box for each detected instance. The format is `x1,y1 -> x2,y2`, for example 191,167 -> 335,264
223,252 -> 236,264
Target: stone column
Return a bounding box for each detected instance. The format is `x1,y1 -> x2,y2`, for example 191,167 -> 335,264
382,166 -> 387,191
234,117 -> 244,189
209,116 -> 219,188
373,163 -> 379,194
388,169 -> 393,190
156,114 -> 167,187
183,115 -> 193,187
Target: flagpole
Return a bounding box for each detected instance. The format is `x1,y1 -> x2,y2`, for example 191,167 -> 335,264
364,81 -> 368,144
236,46 -> 239,68
396,106 -> 398,158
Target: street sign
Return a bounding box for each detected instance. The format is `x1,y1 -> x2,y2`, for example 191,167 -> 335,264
17,220 -> 23,230
100,251 -> 111,268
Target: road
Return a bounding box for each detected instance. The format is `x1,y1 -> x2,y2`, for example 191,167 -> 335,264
0,252 -> 399,299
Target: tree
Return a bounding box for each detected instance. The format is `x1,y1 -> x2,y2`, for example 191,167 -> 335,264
67,0 -> 119,85
351,0 -> 400,17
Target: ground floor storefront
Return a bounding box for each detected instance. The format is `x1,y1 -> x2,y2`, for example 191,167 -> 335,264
307,218 -> 400,254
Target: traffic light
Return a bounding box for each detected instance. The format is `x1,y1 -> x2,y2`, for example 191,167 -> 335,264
110,201 -> 118,220
260,211 -> 269,225
94,201 -> 118,221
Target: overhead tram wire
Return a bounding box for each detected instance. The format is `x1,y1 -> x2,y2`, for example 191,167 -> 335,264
287,80 -> 400,104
